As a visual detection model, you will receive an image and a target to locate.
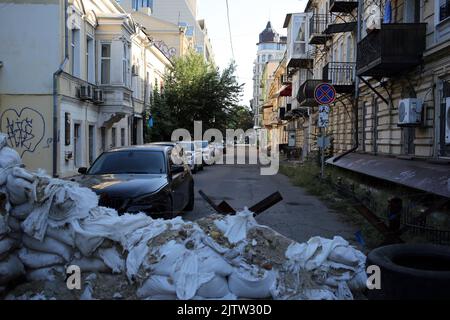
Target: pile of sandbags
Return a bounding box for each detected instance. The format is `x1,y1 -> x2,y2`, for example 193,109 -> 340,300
0,132 -> 368,300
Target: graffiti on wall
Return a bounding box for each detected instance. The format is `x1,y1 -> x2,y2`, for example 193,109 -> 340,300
153,40 -> 177,60
0,107 -> 46,157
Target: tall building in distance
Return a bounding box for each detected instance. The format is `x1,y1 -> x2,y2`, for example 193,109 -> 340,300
251,22 -> 286,128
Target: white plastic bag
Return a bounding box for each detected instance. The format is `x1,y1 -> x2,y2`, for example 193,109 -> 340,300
214,208 -> 256,244
329,246 -> 360,267
18,247 -> 65,269
22,234 -> 73,262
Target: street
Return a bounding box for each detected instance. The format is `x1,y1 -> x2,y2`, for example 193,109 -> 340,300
185,163 -> 358,245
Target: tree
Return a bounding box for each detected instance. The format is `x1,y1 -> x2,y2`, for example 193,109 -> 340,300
145,51 -> 244,142
227,105 -> 254,131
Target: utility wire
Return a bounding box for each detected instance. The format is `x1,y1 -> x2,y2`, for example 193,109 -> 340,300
225,0 -> 235,61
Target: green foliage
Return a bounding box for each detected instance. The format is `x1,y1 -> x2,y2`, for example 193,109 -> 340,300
146,51 -> 245,142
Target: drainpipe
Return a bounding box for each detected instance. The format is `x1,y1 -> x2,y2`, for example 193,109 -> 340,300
52,0 -> 69,177
333,0 -> 362,163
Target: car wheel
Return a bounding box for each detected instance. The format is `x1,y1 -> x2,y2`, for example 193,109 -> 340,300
184,182 -> 195,211
367,244 -> 450,300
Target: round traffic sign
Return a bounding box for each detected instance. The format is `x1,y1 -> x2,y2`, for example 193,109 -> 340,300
314,83 -> 336,105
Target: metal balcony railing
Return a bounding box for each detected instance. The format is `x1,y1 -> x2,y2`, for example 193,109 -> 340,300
329,0 -> 358,13
323,62 -> 355,86
309,14 -> 330,36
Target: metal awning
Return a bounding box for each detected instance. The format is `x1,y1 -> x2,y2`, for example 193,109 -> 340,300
327,153 -> 450,198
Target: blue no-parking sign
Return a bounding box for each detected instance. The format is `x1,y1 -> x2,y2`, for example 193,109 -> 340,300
314,83 -> 336,105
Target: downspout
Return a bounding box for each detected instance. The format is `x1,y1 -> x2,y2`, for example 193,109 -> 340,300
333,0 -> 362,163
52,0 -> 69,177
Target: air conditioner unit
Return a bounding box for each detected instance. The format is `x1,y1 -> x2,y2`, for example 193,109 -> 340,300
93,89 -> 104,104
445,97 -> 450,144
79,85 -> 93,100
398,98 -> 423,126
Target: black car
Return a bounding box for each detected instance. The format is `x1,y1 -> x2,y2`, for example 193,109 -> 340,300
76,145 -> 194,219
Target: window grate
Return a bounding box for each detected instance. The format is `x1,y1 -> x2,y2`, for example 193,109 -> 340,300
440,0 -> 450,21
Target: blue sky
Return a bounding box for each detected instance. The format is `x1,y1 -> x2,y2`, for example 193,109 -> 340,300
198,0 -> 307,107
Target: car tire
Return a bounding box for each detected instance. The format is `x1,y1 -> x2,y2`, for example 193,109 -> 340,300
184,182 -> 195,211
366,244 -> 450,300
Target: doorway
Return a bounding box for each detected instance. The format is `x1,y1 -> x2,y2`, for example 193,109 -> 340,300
74,123 -> 82,167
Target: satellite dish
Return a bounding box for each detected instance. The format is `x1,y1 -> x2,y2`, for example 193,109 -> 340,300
365,4 -> 381,32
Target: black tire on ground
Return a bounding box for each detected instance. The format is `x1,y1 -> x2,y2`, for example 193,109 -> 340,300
184,182 -> 195,211
366,244 -> 450,300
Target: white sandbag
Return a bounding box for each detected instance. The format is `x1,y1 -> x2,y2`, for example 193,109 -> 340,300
228,269 -> 277,299
18,247 -> 65,269
11,167 -> 35,182
303,288 -> 337,300
80,273 -> 97,300
0,146 -> 21,169
172,251 -> 215,300
329,246 -> 360,267
197,275 -> 230,298
9,202 -> 34,220
0,237 -> 19,256
74,232 -> 104,257
22,234 -> 72,262
0,133 -> 7,150
7,216 -> 21,232
26,266 -> 64,282
96,247 -> 125,274
0,254 -> 25,285
214,208 -> 257,244
137,275 -> 176,299
150,241 -> 187,276
0,215 -> 8,237
71,257 -> 110,273
46,225 -> 75,247
6,175 -> 35,205
197,246 -> 234,277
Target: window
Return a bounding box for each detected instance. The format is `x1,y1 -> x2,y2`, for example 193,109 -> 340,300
121,128 -> 126,146
111,127 -> 116,148
100,127 -> 106,152
101,44 -> 111,84
133,1 -> 153,11
123,43 -> 130,86
88,125 -> 95,165
71,29 -> 80,77
86,36 -> 95,83
440,0 -> 450,22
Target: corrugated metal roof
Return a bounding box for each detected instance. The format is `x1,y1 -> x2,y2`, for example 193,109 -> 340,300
327,153 -> 450,198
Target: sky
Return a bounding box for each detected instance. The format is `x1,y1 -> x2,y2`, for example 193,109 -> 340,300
197,0 -> 307,107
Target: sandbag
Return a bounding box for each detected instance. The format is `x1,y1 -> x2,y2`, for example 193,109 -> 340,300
6,175 -> 35,205
26,266 -> 64,282
18,248 -> 65,269
0,254 -> 25,285
71,257 -> 110,273
96,247 -> 125,274
150,241 -> 187,276
137,275 -> 176,299
0,215 -> 8,237
197,247 -> 234,277
7,216 -> 21,232
46,225 -> 75,247
228,269 -> 277,299
214,208 -> 257,244
9,202 -> 34,220
74,232 -> 104,257
0,237 -> 19,256
22,234 -> 72,262
0,146 -> 21,169
197,275 -> 230,298
329,246 -> 360,267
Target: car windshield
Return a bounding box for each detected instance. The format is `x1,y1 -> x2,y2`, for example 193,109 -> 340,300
88,150 -> 166,175
179,142 -> 194,152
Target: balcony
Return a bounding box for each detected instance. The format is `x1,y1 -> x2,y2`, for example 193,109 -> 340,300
324,13 -> 357,34
356,23 -> 427,77
309,14 -> 331,45
329,0 -> 358,13
297,79 -> 327,106
284,13 -> 313,69
322,62 -> 355,94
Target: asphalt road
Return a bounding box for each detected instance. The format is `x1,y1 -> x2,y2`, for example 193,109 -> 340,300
184,162 -> 358,245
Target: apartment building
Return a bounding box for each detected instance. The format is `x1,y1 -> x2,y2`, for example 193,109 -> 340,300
251,22 -> 287,129
284,0 -> 450,197
123,0 -> 214,63
0,0 -> 171,177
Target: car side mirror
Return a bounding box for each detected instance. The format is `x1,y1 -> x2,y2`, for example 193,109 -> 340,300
78,167 -> 88,175
171,165 -> 184,175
